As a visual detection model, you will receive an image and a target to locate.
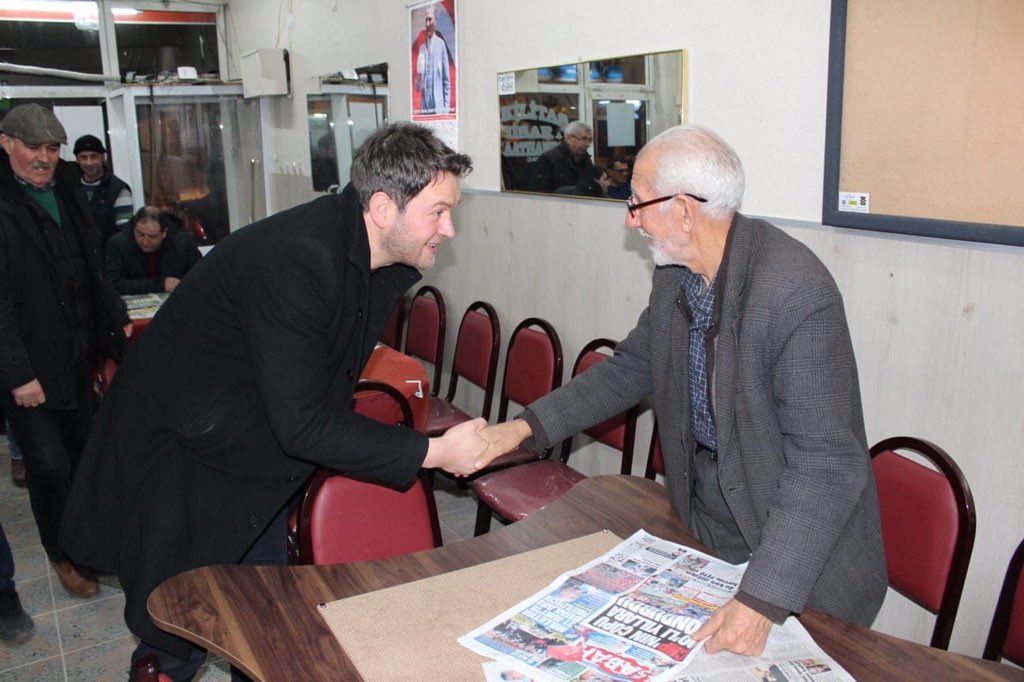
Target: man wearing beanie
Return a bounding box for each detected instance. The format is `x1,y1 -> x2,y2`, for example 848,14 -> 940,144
73,133 -> 133,248
0,104 -> 128,598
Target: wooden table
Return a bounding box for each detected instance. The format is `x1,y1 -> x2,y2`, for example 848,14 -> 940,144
148,476 -> 1022,681
360,345 -> 429,431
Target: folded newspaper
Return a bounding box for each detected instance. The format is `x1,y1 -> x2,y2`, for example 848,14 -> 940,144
460,530 -> 854,682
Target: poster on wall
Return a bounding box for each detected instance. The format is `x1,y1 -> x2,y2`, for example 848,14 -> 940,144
409,0 -> 458,148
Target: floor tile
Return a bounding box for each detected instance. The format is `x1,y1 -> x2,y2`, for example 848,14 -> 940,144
11,544 -> 48,584
63,633 -> 137,681
57,593 -> 131,653
0,610 -> 60,671
3,518 -> 42,555
13,575 -> 53,618
0,653 -> 65,681
195,658 -> 233,681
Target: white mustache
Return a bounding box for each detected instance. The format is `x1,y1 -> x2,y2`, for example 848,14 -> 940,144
31,161 -> 53,171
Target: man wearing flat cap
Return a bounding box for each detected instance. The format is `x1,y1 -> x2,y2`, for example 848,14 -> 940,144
73,134 -> 133,248
0,104 -> 128,597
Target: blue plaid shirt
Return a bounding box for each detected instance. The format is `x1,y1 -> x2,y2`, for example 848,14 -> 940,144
681,270 -> 717,451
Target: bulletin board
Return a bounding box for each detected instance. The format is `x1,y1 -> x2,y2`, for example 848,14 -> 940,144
822,0 -> 1024,246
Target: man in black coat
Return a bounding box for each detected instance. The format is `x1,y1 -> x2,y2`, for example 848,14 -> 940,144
105,206 -> 202,294
0,104 -> 128,599
60,123 -> 497,680
531,120 -> 598,193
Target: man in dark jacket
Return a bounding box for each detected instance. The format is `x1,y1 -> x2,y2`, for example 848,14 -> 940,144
105,206 -> 202,294
60,123 -> 498,680
73,134 -> 132,249
0,104 -> 128,599
531,120 -> 597,193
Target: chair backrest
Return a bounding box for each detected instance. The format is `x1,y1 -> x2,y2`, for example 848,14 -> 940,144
294,381 -> 441,565
443,300 -> 501,420
644,423 -> 665,480
497,317 -> 563,422
404,285 -> 446,396
984,537 -> 1024,665
869,436 -> 976,650
558,339 -> 638,474
378,295 -> 406,349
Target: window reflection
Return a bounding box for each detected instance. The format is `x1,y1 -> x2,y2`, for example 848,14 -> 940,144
307,88 -> 388,193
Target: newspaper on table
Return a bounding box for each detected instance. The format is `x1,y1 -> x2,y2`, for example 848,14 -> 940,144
462,530 -> 854,682
481,617 -> 854,682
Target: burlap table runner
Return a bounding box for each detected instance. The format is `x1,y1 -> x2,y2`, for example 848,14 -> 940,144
319,530 -> 621,680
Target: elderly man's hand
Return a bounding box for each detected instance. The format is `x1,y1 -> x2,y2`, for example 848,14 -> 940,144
693,598 -> 773,656
478,420 -> 533,466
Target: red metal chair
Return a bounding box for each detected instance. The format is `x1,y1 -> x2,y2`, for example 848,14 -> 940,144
425,301 -> 501,436
984,537 -> 1024,665
475,316 -> 563,474
869,436 -> 976,650
403,285 -> 446,397
378,295 -> 406,349
470,339 -> 637,535
643,422 -> 665,481
289,381 -> 442,565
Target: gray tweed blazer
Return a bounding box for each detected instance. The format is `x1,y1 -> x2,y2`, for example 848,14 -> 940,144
524,213 -> 887,625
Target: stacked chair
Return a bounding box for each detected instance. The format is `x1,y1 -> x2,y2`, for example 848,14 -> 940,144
984,537 -> 1024,666
403,285 -> 446,397
470,339 -> 637,535
869,436 -> 976,650
425,300 -> 501,436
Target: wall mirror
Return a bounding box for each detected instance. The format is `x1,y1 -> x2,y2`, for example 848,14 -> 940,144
307,63 -> 389,192
499,50 -> 686,200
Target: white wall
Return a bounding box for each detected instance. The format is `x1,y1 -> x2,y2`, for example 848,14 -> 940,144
225,0 -> 1024,658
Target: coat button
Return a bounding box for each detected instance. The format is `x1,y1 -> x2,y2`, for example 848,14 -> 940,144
248,515 -> 260,527
346,369 -> 353,380
287,474 -> 298,482
357,308 -> 363,318
56,302 -> 65,309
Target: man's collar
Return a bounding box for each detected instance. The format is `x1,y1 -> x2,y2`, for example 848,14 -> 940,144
12,172 -> 56,191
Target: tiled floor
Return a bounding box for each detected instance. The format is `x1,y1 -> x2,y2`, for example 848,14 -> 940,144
0,447 -> 479,681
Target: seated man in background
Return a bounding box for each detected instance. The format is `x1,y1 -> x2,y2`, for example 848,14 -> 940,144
105,206 -> 202,294
484,124 -> 886,657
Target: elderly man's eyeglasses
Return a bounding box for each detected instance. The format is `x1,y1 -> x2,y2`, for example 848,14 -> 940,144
626,193 -> 707,218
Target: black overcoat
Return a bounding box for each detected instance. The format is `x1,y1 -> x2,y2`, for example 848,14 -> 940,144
0,153 -> 127,406
61,185 -> 427,657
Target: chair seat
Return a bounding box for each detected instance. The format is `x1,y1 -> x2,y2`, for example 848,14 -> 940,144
483,442 -> 548,471
471,460 -> 586,522
425,397 -> 472,436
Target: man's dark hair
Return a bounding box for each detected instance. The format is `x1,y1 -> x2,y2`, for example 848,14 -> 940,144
130,206 -> 167,232
350,122 -> 472,210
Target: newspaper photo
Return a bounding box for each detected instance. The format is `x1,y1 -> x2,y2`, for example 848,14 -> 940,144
464,530 -> 853,682
460,530 -> 742,681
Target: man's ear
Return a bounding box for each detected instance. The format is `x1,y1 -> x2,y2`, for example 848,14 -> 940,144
366,191 -> 394,229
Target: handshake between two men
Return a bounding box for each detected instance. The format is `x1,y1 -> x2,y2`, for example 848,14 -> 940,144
422,419 -> 534,477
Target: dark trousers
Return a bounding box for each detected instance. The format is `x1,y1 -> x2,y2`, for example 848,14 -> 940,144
129,505 -> 290,682
0,523 -> 14,594
6,361 -> 94,563
690,444 -> 751,564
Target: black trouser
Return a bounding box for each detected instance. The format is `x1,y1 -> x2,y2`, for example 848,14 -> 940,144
6,360 -> 94,563
690,444 -> 751,564
129,505 -> 290,682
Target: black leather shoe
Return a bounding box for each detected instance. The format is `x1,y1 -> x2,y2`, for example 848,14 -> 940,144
0,588 -> 35,643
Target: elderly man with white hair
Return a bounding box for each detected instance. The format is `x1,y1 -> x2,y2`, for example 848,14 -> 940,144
483,123 -> 887,657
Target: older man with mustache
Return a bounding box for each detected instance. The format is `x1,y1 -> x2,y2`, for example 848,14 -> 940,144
0,104 -> 128,599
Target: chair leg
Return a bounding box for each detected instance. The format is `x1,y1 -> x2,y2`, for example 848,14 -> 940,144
473,501 -> 493,536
